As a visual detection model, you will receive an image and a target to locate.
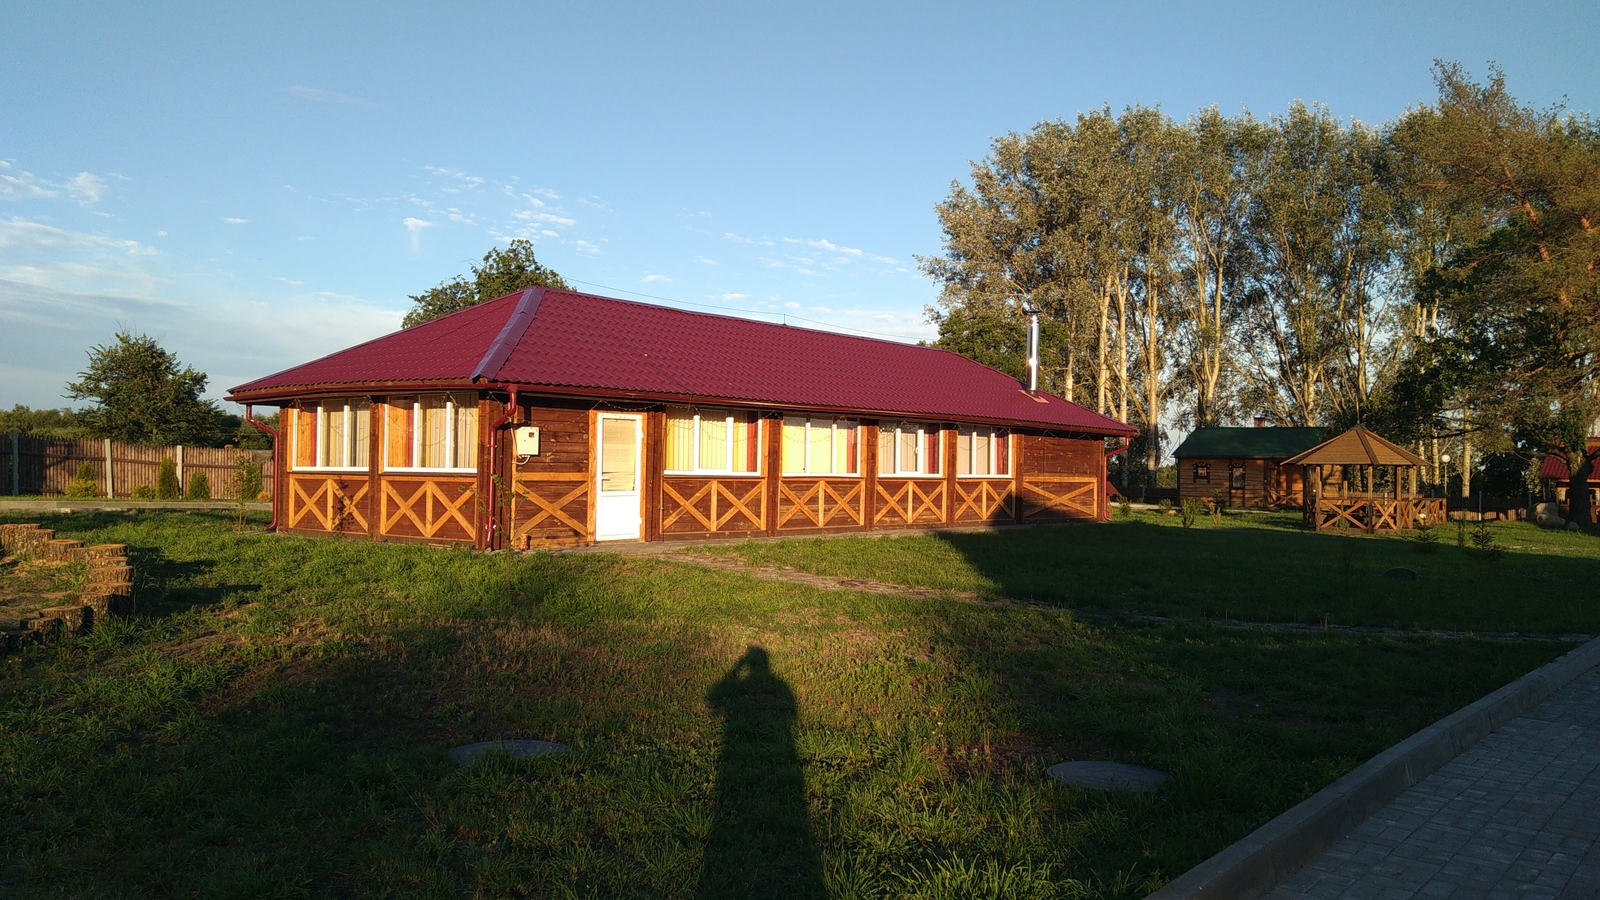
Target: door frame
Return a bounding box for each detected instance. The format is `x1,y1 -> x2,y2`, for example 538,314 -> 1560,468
594,412 -> 645,541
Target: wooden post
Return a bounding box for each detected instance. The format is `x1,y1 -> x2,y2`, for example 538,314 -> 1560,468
368,398 -> 381,539
863,421 -> 878,531
176,445 -> 185,492
763,413 -> 782,537
943,424 -> 957,527
104,438 -> 114,498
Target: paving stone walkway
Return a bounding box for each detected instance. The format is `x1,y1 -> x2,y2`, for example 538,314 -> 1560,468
1267,666 -> 1600,899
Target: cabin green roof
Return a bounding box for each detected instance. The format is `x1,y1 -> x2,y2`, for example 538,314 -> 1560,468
1171,427 -> 1326,460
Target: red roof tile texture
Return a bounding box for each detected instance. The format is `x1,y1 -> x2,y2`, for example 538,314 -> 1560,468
229,288 -> 1135,434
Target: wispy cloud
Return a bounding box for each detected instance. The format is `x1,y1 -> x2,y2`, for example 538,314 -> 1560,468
0,162 -> 55,201
289,84 -> 379,108
695,256 -> 718,266
807,238 -> 862,257
641,274 -> 671,283
222,217 -> 249,225
65,172 -> 107,204
720,293 -> 749,301
402,217 -> 433,250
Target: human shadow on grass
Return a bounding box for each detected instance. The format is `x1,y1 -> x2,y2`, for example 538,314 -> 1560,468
698,646 -> 824,900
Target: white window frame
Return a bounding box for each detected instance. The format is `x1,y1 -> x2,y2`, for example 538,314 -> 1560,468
383,395 -> 477,474
956,426 -> 1012,479
879,421 -> 943,478
782,416 -> 860,478
664,408 -> 762,477
291,400 -> 369,473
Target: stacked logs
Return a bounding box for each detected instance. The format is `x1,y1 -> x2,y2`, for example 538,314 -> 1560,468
1,524 -> 134,656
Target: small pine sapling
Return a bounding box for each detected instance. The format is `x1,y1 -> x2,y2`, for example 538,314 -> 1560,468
186,470 -> 210,501
1180,498 -> 1204,529
1468,520 -> 1503,561
1407,522 -> 1440,553
156,458 -> 180,500
64,461 -> 99,498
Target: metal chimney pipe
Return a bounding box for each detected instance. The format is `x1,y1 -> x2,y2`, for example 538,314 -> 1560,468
1025,309 -> 1040,394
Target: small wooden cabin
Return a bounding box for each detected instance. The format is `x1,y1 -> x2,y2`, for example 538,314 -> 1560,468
227,287 -> 1136,550
1171,427 -> 1324,509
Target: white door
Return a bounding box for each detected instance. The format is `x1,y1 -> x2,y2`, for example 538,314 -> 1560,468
595,413 -> 643,540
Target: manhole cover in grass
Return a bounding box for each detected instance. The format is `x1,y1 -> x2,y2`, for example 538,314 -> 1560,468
1047,761 -> 1166,793
450,740 -> 569,766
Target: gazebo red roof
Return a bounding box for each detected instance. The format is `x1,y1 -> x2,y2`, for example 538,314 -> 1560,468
228,287 -> 1135,435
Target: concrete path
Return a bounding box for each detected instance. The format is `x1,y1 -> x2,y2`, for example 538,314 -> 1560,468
1266,666 -> 1600,900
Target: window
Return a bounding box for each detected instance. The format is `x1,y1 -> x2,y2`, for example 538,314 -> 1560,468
1193,463 -> 1210,483
878,421 -> 942,476
1230,464 -> 1246,489
781,416 -> 859,475
382,394 -> 478,471
955,426 -> 1010,476
291,399 -> 370,470
665,406 -> 760,474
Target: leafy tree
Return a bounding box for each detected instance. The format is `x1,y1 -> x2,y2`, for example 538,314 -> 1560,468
401,239 -> 569,328
66,332 -> 227,445
0,405 -> 94,440
1397,63 -> 1600,523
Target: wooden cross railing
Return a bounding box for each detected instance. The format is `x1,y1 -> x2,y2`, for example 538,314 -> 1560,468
953,479 -> 1015,522
1019,476 -> 1096,519
874,480 -> 945,525
662,479 -> 765,533
780,479 -> 864,528
381,479 -> 476,541
511,472 -> 590,541
287,476 -> 368,533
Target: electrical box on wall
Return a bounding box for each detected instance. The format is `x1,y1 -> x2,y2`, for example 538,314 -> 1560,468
514,426 -> 541,456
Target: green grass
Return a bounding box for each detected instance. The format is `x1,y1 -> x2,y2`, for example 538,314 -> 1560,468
0,510 -> 1580,898
697,510 -> 1600,635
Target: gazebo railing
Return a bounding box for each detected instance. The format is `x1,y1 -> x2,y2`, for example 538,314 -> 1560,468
1311,496 -> 1447,533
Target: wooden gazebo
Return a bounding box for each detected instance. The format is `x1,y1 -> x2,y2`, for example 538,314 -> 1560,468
1283,426 -> 1444,532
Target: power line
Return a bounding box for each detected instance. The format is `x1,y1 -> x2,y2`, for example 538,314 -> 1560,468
563,278 -> 928,344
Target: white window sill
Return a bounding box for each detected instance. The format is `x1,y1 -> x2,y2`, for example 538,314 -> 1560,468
291,466 -> 369,474
957,474 -> 1012,479
781,472 -> 863,479
382,468 -> 477,475
877,472 -> 945,479
664,471 -> 764,478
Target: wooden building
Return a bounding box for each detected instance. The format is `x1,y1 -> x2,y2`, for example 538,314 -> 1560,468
1171,427 -> 1324,509
1285,426 -> 1442,532
1537,437 -> 1600,516
227,287 -> 1135,549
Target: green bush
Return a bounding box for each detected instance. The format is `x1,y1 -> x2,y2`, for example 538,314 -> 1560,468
1158,498 -> 1173,514
186,470 -> 211,500
156,458 -> 180,500
63,461 -> 99,498
1181,498 -> 1205,529
130,484 -> 156,500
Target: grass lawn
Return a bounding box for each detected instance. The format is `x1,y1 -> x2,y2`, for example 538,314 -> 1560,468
697,510 -> 1600,636
0,510 -> 1585,899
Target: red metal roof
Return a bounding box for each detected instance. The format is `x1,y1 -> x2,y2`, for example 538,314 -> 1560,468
1538,455 -> 1600,482
229,288 -> 1135,435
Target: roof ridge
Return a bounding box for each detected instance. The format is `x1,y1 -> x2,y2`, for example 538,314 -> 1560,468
471,287 -> 545,382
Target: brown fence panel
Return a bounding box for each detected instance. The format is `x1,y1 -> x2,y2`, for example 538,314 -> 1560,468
2,431 -> 273,499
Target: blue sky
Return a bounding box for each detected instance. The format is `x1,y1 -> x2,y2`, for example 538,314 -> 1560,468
3,1 -> 1595,412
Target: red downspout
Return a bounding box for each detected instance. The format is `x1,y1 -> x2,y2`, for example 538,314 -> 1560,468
484,386 -> 519,550
244,404 -> 281,532
1103,438 -> 1130,521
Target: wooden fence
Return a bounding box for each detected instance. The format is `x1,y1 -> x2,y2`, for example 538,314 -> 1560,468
1,431 -> 274,500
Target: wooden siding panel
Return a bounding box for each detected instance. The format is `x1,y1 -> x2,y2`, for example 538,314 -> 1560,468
506,402 -> 592,547
1018,433 -> 1101,521
952,478 -> 1016,524
379,476 -> 477,544
777,477 -> 866,532
285,473 -> 371,535
873,478 -> 946,528
661,477 -> 766,539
